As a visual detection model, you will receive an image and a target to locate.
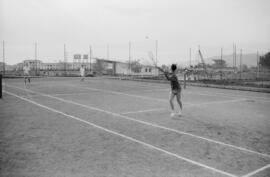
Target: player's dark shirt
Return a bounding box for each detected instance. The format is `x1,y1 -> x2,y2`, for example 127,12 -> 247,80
165,73 -> 181,91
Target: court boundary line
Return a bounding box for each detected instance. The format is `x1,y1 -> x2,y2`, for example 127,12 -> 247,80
185,90 -> 270,102
121,108 -> 166,115
4,90 -> 237,177
103,80 -> 270,101
68,84 -> 270,105
51,92 -> 94,96
24,90 -> 249,107
128,88 -> 270,103
66,84 -> 197,106
120,98 -> 247,115
7,84 -> 270,159
14,82 -> 257,106
65,84 -> 253,106
190,98 -> 249,106
129,88 -> 169,92
89,79 -> 270,101
241,163 -> 270,177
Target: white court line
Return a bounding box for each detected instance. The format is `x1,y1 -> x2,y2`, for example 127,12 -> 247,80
120,99 -> 246,115
103,80 -> 270,101
25,91 -> 249,106
242,163 -> 270,177
129,82 -> 270,102
7,84 -> 270,159
129,88 -> 169,92
67,84 -> 173,102
8,84 -> 248,109
4,90 -> 237,177
115,86 -> 268,102
184,91 -> 248,99
20,92 -> 92,98
189,98 -> 249,107
126,86 -> 253,99
132,88 -> 270,103
68,84 -> 270,105
50,92 -> 93,96
121,108 -> 166,115
186,90 -> 270,102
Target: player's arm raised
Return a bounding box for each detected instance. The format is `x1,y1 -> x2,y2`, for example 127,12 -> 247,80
157,66 -> 165,73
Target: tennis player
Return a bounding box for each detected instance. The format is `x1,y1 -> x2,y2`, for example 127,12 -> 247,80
159,64 -> 182,117
80,65 -> 85,81
23,63 -> 31,85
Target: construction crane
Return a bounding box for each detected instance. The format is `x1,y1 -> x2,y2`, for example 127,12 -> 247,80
198,49 -> 208,78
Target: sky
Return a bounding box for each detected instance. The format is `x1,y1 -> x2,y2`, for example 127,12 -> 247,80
0,0 -> 270,66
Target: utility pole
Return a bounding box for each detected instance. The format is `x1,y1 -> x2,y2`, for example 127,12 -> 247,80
221,47 -> 223,61
2,40 -> 5,75
240,49 -> 242,80
35,42 -> 37,76
155,40 -> 158,75
221,47 -> 223,79
89,45 -> 92,72
232,44 -> 235,71
257,51 -> 259,80
64,44 -> 66,76
189,48 -> 191,67
107,44 -> 109,60
155,40 -> 158,64
129,41 -> 131,75
234,44 -> 237,72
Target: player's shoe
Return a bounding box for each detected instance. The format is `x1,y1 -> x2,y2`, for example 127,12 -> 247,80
170,112 -> 175,117
178,110 -> 182,117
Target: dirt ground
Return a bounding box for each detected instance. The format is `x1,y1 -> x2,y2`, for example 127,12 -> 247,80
1,77 -> 270,177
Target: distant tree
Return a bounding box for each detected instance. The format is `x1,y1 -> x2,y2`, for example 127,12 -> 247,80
161,64 -> 169,72
242,64 -> 249,72
259,52 -> 270,68
93,59 -> 105,74
129,59 -> 142,73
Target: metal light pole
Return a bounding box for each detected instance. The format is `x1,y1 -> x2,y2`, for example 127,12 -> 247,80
155,40 -> 158,75
107,44 -> 109,60
129,41 -> 131,75
145,37 -> 158,75
189,48 -> 191,67
240,49 -> 242,80
89,45 -> 92,72
2,40 -> 5,75
35,42 -> 37,76
256,51 -> 259,80
64,44 -> 66,76
221,47 -> 223,80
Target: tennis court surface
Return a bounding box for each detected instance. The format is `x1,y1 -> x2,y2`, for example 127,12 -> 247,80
1,77 -> 270,177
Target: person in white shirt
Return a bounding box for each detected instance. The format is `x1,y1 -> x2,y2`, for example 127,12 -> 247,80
23,64 -> 31,85
80,65 -> 85,81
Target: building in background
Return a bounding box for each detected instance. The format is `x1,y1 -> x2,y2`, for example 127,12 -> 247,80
212,59 -> 226,69
23,60 -> 42,71
0,62 -> 17,73
8,58 -> 159,76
